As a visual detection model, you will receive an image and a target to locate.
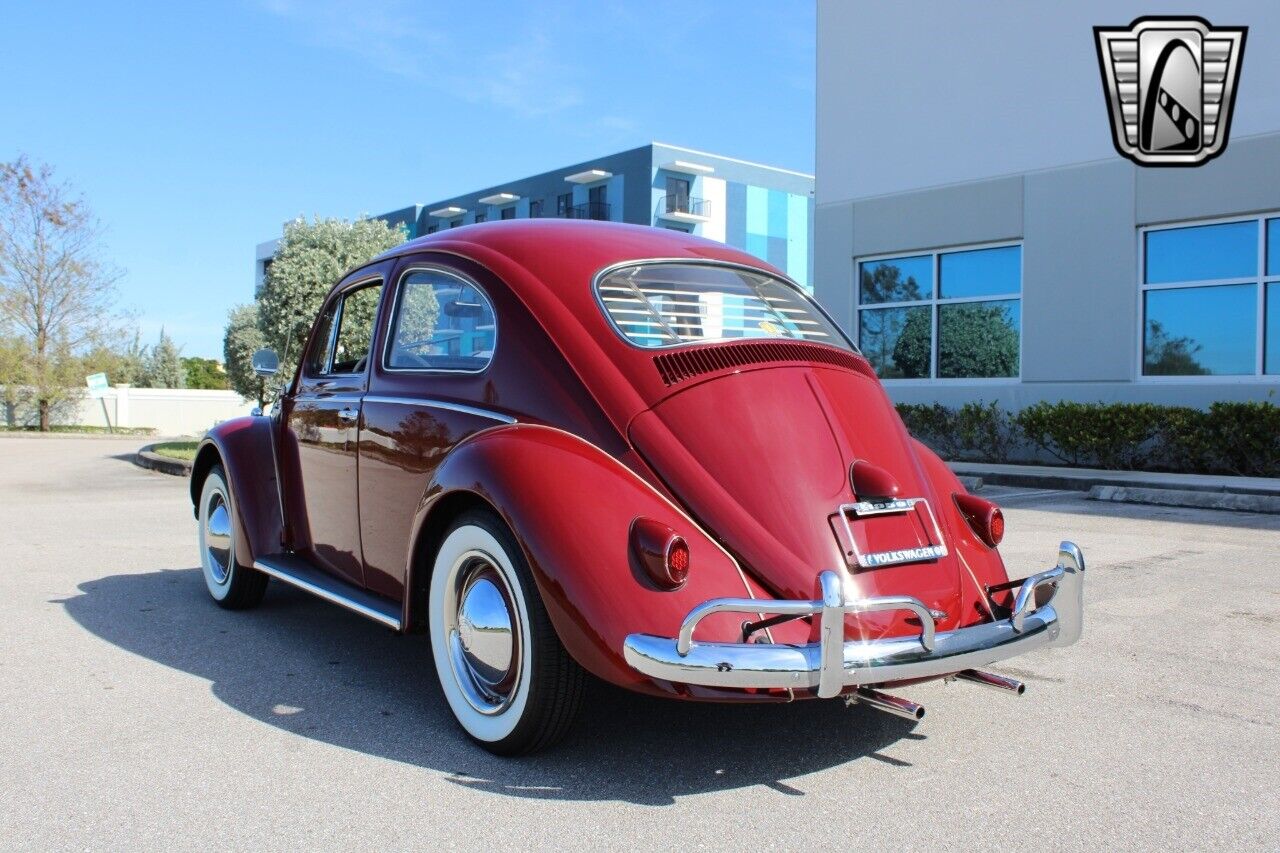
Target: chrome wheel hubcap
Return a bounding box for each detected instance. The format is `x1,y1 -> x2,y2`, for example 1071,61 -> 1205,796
204,492 -> 232,584
446,552 -> 521,714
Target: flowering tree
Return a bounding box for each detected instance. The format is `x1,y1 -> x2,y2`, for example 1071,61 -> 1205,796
253,217 -> 407,387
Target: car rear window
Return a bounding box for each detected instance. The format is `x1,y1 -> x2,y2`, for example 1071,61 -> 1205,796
595,262 -> 854,350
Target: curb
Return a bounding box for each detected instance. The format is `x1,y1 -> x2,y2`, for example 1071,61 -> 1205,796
134,444 -> 192,477
1088,484 -> 1280,515
950,465 -> 1279,497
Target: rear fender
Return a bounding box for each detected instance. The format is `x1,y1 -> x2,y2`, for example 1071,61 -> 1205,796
911,439 -> 1010,625
410,424 -> 769,692
190,416 -> 284,566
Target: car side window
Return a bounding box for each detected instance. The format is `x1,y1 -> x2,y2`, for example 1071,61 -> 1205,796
305,281 -> 383,377
386,270 -> 496,371
329,283 -> 383,374
304,302 -> 338,376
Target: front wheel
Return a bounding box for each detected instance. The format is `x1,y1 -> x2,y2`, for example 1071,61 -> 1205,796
197,464 -> 268,610
429,509 -> 584,755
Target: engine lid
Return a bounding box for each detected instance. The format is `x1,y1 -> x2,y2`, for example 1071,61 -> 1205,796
628,363 -> 964,637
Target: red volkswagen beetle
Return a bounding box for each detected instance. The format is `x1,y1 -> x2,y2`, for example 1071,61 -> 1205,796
191,220 -> 1084,754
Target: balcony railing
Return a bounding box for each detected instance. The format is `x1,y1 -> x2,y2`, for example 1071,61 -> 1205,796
564,201 -> 610,221
658,195 -> 711,220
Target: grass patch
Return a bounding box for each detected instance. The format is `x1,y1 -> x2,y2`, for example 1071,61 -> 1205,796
150,441 -> 199,461
0,425 -> 156,435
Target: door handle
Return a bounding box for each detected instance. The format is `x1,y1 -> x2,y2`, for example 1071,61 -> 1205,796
337,407 -> 359,423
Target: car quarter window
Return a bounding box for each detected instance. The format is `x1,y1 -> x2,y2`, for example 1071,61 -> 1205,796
306,280 -> 383,376
385,269 -> 497,371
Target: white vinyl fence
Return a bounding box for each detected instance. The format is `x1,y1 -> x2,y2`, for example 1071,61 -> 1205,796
4,385 -> 255,437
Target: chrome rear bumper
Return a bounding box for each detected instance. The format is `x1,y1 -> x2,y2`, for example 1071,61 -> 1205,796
622,542 -> 1085,698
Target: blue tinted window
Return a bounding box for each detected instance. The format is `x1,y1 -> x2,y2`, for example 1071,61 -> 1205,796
938,299 -> 1020,378
1268,283 -> 1280,374
939,246 -> 1020,298
1143,284 -> 1256,376
859,256 -> 932,304
858,305 -> 930,378
1144,221 -> 1256,284
1268,219 -> 1280,276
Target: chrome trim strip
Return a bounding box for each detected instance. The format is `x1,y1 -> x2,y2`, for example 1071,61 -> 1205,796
622,541 -> 1085,695
361,395 -> 516,424
252,559 -> 402,630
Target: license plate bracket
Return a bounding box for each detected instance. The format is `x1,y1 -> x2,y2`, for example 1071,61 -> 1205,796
833,498 -> 948,569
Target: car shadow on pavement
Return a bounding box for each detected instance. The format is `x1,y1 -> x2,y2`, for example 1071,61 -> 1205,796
60,567 -> 922,805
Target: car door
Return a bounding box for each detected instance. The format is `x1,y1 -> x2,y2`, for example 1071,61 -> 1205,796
357,262 -> 507,600
284,273 -> 386,587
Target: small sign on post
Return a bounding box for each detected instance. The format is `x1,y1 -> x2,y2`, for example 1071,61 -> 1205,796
85,373 -> 113,433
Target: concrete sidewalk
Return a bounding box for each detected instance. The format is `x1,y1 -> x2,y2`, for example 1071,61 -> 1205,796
950,461 -> 1280,497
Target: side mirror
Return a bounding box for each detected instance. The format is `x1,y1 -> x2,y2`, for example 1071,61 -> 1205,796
251,348 -> 279,377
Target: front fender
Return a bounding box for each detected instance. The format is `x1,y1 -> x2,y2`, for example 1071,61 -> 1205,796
191,416 -> 284,566
416,424 -> 767,694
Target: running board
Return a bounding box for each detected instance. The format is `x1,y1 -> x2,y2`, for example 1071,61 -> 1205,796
253,553 -> 402,630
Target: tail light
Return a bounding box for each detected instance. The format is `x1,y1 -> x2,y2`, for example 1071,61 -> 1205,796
629,517 -> 690,589
953,493 -> 1005,548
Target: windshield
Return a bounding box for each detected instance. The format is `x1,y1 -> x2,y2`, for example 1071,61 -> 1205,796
596,262 -> 855,350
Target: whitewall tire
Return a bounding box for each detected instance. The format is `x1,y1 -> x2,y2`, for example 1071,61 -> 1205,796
197,465 -> 268,610
429,510 -> 584,754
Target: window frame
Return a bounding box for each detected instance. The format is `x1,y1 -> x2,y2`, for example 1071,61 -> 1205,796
303,275 -> 385,380
854,239 -> 1023,384
1138,212 -> 1279,382
591,257 -> 857,353
380,264 -> 499,375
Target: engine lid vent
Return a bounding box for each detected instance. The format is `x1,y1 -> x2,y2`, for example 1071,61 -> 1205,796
653,340 -> 871,386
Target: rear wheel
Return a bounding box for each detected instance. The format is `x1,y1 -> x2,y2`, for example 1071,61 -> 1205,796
197,465 -> 268,610
429,509 -> 584,755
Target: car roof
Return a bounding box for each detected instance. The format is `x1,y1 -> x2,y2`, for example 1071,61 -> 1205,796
370,219 -> 818,425
377,218 -> 790,288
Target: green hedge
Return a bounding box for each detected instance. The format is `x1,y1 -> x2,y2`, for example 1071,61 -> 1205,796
896,399 -> 1280,477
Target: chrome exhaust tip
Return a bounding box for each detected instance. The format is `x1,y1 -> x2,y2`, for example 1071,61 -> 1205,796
955,668 -> 1026,696
851,687 -> 925,721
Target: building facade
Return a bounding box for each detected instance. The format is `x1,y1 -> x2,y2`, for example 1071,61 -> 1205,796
815,1 -> 1280,408
256,142 -> 813,292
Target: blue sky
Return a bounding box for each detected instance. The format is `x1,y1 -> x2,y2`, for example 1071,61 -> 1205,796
0,1 -> 815,358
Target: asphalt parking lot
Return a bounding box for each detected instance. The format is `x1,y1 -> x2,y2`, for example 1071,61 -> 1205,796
2,438 -> 1277,850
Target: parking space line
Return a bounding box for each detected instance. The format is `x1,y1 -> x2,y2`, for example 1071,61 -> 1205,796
996,488 -> 1078,501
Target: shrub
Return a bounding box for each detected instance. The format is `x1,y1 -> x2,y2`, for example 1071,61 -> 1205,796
1015,401 -> 1165,469
1208,401 -> 1280,477
953,400 -> 1018,463
895,402 -> 963,459
898,398 -> 1279,476
1153,406 -> 1215,473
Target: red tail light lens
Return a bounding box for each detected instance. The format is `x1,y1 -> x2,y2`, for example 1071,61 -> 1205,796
667,538 -> 690,584
989,510 -> 1005,544
629,517 -> 690,589
953,493 -> 1005,548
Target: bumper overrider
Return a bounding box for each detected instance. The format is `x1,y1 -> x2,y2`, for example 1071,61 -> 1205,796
623,542 -> 1085,698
